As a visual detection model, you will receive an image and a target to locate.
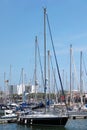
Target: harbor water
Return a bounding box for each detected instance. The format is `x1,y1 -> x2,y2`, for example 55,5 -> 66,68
0,119 -> 87,130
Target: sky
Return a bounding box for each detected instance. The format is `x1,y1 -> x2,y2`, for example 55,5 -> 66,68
0,0 -> 87,92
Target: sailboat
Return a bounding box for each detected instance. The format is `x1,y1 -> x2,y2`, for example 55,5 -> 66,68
17,8 -> 68,126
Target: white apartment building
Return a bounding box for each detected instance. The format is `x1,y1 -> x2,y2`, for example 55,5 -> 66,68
8,84 -> 39,95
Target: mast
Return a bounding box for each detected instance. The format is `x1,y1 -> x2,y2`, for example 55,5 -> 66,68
70,44 -> 72,105
22,68 -> 24,102
9,65 -> 12,102
44,8 -> 47,113
37,38 -> 44,88
53,69 -> 55,101
80,51 -> 83,104
48,50 -> 50,100
35,36 -> 38,101
4,72 -> 6,104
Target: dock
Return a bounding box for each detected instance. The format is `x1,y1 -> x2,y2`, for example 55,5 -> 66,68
69,115 -> 87,119
68,111 -> 87,119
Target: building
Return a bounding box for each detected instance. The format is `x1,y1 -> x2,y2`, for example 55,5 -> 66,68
9,84 -> 31,95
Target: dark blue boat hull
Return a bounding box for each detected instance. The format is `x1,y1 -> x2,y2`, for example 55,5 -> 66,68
18,116 -> 68,126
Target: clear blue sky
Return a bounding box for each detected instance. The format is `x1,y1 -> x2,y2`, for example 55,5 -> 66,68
0,0 -> 87,91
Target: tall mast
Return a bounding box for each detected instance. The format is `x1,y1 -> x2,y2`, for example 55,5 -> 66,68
9,64 -> 12,102
4,72 -> 6,104
48,50 -> 50,100
80,51 -> 83,104
35,36 -> 37,101
53,69 -> 56,101
22,68 -> 24,102
70,44 -> 72,104
44,8 -> 47,113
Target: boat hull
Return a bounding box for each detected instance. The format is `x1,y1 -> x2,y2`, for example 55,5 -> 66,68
18,116 -> 68,126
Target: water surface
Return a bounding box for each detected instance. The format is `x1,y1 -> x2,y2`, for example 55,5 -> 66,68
0,119 -> 87,130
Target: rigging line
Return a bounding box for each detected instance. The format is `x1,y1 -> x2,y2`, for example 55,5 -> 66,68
37,41 -> 44,89
83,53 -> 87,76
46,14 -> 65,96
50,56 -> 59,95
82,54 -> 87,91
72,49 -> 79,91
46,13 -> 68,108
50,56 -> 60,103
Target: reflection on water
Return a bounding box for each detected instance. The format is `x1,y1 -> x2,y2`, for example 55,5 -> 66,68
0,123 -> 66,130
66,119 -> 87,130
18,119 -> 87,130
18,125 -> 66,130
29,126 -> 66,130
0,119 -> 87,130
